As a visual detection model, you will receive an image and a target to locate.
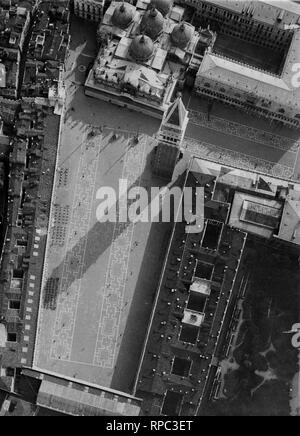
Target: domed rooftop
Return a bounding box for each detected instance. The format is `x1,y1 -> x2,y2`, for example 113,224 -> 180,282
150,0 -> 173,17
171,22 -> 193,49
112,2 -> 135,29
129,35 -> 154,63
140,7 -> 164,40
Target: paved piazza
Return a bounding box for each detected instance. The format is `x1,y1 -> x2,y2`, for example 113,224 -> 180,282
33,118 -> 166,391
184,94 -> 300,182
33,17 -> 300,393
33,18 -> 168,392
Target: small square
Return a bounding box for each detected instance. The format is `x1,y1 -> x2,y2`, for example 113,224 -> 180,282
29,291 -> 34,297
26,307 -> 32,313
30,275 -> 36,280
21,358 -> 27,365
25,325 -> 31,331
33,252 -> 38,257
27,299 -> 33,304
25,315 -> 31,321
24,336 -> 30,342
29,283 -> 35,288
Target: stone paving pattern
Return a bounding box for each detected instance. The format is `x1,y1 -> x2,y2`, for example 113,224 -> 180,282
93,136 -> 147,368
189,109 -> 300,153
32,17 -> 300,392
50,134 -> 102,362
34,122 -> 155,388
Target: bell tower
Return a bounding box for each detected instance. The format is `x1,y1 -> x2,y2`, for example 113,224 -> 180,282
152,96 -> 189,179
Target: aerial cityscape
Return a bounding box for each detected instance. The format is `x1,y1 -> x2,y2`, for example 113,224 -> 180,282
0,0 -> 299,418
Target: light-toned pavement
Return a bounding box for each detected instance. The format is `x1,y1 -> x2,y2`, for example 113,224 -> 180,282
34,122 -> 167,390
34,18 -> 167,392
184,94 -> 300,181
33,17 -> 300,393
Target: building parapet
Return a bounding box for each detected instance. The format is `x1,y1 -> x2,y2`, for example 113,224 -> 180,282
209,49 -> 282,79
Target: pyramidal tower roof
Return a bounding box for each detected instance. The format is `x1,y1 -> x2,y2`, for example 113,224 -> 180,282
163,96 -> 189,129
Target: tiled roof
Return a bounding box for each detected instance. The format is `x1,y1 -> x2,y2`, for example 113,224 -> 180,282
164,96 -> 189,128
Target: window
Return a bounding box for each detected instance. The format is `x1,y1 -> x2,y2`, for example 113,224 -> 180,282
16,240 -> 27,247
6,367 -> 14,377
13,269 -> 23,279
9,300 -> 20,310
7,333 -> 17,343
17,213 -> 23,227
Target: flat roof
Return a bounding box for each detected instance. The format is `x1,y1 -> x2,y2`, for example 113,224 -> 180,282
182,309 -> 205,327
229,191 -> 282,238
240,199 -> 282,229
190,278 -> 211,296
278,188 -> 300,244
191,157 -> 300,244
33,127 -> 163,393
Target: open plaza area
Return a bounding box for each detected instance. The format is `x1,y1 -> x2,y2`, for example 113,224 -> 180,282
1,0 -> 300,417
33,68 -> 169,394
33,14 -> 300,395
184,93 -> 300,182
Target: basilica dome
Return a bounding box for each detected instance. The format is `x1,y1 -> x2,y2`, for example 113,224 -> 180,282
171,22 -> 193,49
129,35 -> 154,62
150,0 -> 173,17
112,2 -> 135,29
140,7 -> 164,40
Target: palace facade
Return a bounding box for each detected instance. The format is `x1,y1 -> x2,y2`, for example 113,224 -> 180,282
74,0 -> 105,22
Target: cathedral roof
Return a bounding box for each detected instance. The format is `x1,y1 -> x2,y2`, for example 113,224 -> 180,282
171,22 -> 193,49
112,2 -> 135,29
140,7 -> 164,40
150,0 -> 173,17
129,35 -> 154,62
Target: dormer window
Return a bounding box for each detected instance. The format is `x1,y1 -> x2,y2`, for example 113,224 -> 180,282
9,35 -> 16,45
277,10 -> 284,23
36,35 -> 45,46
